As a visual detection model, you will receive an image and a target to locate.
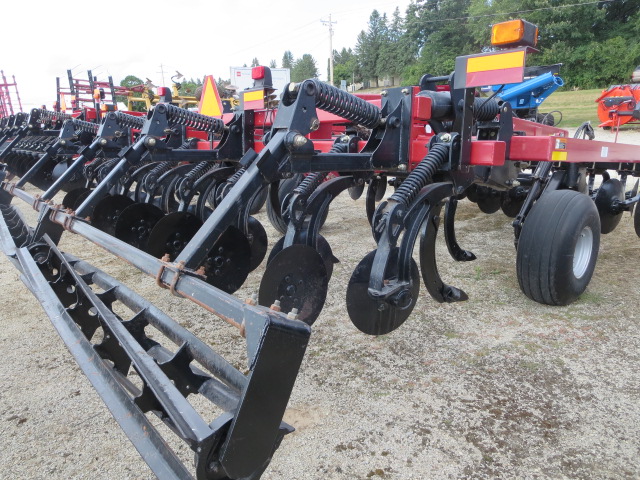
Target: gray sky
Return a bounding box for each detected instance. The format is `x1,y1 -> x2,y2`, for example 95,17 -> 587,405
2,0 -> 413,110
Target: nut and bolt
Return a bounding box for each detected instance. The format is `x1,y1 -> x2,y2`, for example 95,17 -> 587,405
310,118 -> 320,131
287,308 -> 299,320
292,134 -> 308,148
99,138 -> 108,146
401,88 -> 410,95
397,163 -> 407,171
381,90 -> 387,97
245,293 -> 257,306
270,299 -> 281,312
146,137 -> 157,147
440,133 -> 452,142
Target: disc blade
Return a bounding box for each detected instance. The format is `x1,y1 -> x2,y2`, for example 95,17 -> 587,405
247,216 -> 268,271
203,226 -> 252,294
348,182 -> 365,200
500,193 -> 524,218
259,244 -> 328,325
476,194 -> 501,214
346,249 -> 420,335
147,211 -> 203,259
267,233 -> 337,280
62,187 -> 92,210
595,178 -> 624,234
92,194 -> 135,235
114,203 -> 165,250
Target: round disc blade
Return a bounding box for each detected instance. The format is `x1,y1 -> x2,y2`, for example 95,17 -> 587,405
92,194 -> 135,235
203,226 -> 252,294
500,194 -> 524,218
259,244 -> 328,325
147,211 -> 203,259
67,189 -> 93,211
247,216 -> 268,271
114,203 -> 165,250
476,194 -> 501,214
595,178 -> 624,234
267,233 -> 337,280
348,182 -> 365,200
346,249 -> 420,335
62,188 -> 92,210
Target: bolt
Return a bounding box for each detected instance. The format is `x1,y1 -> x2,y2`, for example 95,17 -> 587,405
440,133 -> 452,142
100,138 -> 108,146
341,135 -> 350,143
401,88 -> 410,95
397,164 -> 407,172
310,118 -> 320,131
381,90 -> 388,97
146,137 -> 157,147
292,134 -> 308,148
287,308 -> 299,320
60,140 -> 66,146
270,299 -> 281,312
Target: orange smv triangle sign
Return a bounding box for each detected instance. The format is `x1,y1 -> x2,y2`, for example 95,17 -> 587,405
198,75 -> 223,117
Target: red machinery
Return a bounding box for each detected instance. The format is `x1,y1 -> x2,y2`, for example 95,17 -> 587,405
596,83 -> 640,128
0,70 -> 23,119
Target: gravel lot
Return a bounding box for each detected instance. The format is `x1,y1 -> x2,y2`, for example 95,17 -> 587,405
1,126 -> 639,479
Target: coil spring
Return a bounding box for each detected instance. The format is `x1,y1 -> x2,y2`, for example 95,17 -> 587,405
473,97 -> 500,122
303,79 -> 382,129
71,118 -> 100,135
291,142 -> 349,196
163,104 -> 225,134
184,161 -> 216,182
96,157 -> 121,179
114,112 -> 145,130
30,108 -> 71,124
389,143 -> 449,207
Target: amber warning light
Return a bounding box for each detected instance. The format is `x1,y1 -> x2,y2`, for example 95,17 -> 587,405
491,19 -> 538,48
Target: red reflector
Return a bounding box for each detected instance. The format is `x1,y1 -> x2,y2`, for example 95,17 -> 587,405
252,66 -> 265,80
157,87 -> 169,96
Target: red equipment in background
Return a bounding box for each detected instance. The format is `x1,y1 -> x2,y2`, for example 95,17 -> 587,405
0,70 -> 23,119
595,84 -> 640,129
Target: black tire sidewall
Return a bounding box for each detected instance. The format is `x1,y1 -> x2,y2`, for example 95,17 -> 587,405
517,190 -> 600,305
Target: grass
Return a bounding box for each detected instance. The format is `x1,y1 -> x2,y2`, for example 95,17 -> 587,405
540,88 -> 603,128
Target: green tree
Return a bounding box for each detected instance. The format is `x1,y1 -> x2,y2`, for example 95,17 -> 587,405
333,48 -> 360,86
291,54 -> 319,82
355,10 -> 389,86
282,51 -> 294,69
118,75 -> 145,111
270,59 -> 277,68
251,57 -> 260,67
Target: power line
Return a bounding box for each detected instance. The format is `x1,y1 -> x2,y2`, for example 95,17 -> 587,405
417,0 -> 614,24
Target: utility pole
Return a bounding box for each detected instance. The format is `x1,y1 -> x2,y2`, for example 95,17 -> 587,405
158,64 -> 166,87
321,14 -> 337,85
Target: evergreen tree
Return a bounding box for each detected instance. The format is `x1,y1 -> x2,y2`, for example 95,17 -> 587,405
282,51 -> 294,69
291,54 -> 319,82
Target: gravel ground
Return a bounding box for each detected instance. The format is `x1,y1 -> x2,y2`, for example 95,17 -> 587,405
1,126 -> 640,479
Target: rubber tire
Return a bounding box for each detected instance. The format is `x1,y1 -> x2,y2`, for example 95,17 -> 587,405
516,189 -> 600,306
634,203 -> 640,238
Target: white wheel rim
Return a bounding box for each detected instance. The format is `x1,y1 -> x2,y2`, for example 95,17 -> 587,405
573,226 -> 593,279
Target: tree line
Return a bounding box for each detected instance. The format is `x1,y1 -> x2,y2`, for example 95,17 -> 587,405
334,0 -> 640,89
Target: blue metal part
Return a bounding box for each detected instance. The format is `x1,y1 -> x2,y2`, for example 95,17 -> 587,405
493,72 -> 564,111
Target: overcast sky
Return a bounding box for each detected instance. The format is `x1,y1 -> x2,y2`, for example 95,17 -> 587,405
2,0 -> 413,110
